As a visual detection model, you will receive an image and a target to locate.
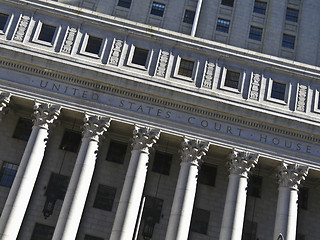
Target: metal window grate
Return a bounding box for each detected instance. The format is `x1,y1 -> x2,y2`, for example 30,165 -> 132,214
249,26 -> 263,41
151,2 -> 165,17
216,18 -> 230,33
178,58 -> 194,77
253,1 -> 267,15
225,70 -> 240,89
282,34 -> 295,49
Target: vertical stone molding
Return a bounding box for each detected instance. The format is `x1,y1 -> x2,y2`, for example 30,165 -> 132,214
296,84 -> 307,112
165,138 -> 209,240
108,39 -> 123,66
61,27 -> 77,54
273,162 -> 309,240
110,126 -> 160,240
0,92 -> 11,121
249,73 -> 261,100
202,62 -> 215,89
0,103 -> 60,240
155,50 -> 170,77
219,149 -> 259,240
53,115 -> 110,240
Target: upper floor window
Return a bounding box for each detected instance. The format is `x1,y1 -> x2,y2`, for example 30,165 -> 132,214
249,26 -> 263,41
152,151 -> 172,175
60,129 -> 82,153
93,184 -> 116,211
216,18 -> 230,33
45,173 -> 69,200
183,10 -> 195,24
271,81 -> 286,101
38,24 -> 56,43
0,162 -> 18,188
12,117 -> 32,141
198,164 -> 217,186
224,69 -> 240,89
221,0 -> 234,7
286,8 -> 299,22
247,175 -> 262,198
106,140 -> 128,164
178,58 -> 194,78
190,207 -> 210,234
84,235 -> 104,240
0,13 -> 9,31
31,223 -> 54,240
282,34 -> 295,49
298,187 -> 308,210
118,0 -> 132,8
242,220 -> 257,240
253,1 -> 267,14
151,2 -> 165,17
85,35 -> 103,55
132,47 -> 149,66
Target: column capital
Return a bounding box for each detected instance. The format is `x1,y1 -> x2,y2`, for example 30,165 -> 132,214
0,92 -> 11,120
33,103 -> 61,129
132,126 -> 160,152
82,114 -> 111,141
277,162 -> 309,190
180,138 -> 209,167
228,149 -> 259,177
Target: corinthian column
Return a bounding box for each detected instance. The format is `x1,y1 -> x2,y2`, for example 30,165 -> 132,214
165,138 -> 209,240
0,103 -> 60,240
0,92 -> 11,121
52,115 -> 111,240
219,149 -> 259,240
273,162 -> 308,240
110,126 -> 160,240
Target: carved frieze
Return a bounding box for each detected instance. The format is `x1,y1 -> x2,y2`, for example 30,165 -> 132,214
155,50 -> 169,77
296,84 -> 307,112
132,126 -> 160,153
180,138 -> 210,167
82,114 -> 111,141
202,62 -> 215,89
61,27 -> 77,54
108,39 -> 123,66
13,15 -> 31,42
277,162 -> 309,190
228,149 -> 259,177
33,103 -> 61,129
249,73 -> 261,100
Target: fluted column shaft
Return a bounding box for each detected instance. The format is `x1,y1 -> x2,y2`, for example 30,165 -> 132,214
52,115 -> 110,240
165,139 -> 209,240
219,149 -> 259,240
0,103 -> 60,240
273,162 -> 308,240
110,126 -> 160,240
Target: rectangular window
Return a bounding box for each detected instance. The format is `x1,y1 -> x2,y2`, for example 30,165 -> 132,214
106,140 -> 127,164
152,151 -> 172,175
118,0 -> 132,8
253,1 -> 267,15
298,188 -> 308,210
93,184 -> 116,211
38,24 -> 56,43
85,35 -> 103,55
242,220 -> 257,240
216,18 -> 230,33
271,81 -> 286,100
12,117 -> 33,141
60,130 -> 82,153
198,164 -> 217,186
84,235 -> 104,240
282,34 -> 295,49
183,10 -> 195,24
249,26 -> 263,41
0,162 -> 18,188
132,47 -> 149,66
45,173 -> 70,200
221,0 -> 234,7
0,13 -> 9,31
247,175 -> 262,198
31,223 -> 54,240
224,70 -> 240,89
286,8 -> 299,22
151,2 -> 165,17
190,208 -> 210,234
178,58 -> 194,78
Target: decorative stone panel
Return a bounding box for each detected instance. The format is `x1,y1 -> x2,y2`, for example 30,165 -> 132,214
13,15 -> 31,42
155,50 -> 170,77
108,39 -> 124,66
296,84 -> 307,112
202,62 -> 215,89
61,27 -> 77,54
249,73 -> 261,100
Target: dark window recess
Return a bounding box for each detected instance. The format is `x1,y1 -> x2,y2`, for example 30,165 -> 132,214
60,129 -> 82,153
0,162 -> 18,188
151,2 -> 165,17
106,140 -> 127,164
198,164 -> 217,186
216,18 -> 230,33
296,234 -> 306,240
31,223 -> 54,240
183,10 -> 195,24
0,13 -> 9,31
253,1 -> 267,15
247,175 -> 262,198
242,220 -> 257,240
271,81 -> 286,101
12,117 -> 33,141
132,47 -> 149,66
286,8 -> 299,22
38,24 -> 56,43
249,26 -> 263,41
178,58 -> 194,77
282,34 -> 295,49
224,70 -> 240,89
318,94 -> 320,109
298,188 -> 308,210
142,196 -> 163,239
118,0 -> 132,8
152,151 -> 172,175
43,173 -> 70,218
85,35 -> 103,54
190,207 -> 210,234
84,235 -> 104,240
221,0 -> 234,7
93,184 -> 116,211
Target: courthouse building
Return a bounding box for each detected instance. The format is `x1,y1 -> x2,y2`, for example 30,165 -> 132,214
0,0 -> 320,239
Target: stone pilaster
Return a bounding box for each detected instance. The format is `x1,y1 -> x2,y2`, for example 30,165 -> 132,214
0,92 -> 11,121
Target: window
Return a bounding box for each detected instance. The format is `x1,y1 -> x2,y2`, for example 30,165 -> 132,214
106,140 -> 127,164
60,130 -> 82,153
31,223 -> 54,240
247,175 -> 262,198
242,220 -> 257,240
190,208 -> 210,234
286,8 -> 299,22
253,1 -> 267,15
224,70 -> 240,89
183,10 -> 195,24
318,93 -> 320,109
178,58 -> 194,77
298,188 -> 308,210
84,235 -> 104,240
38,24 -> 56,43
152,151 -> 172,175
271,81 -> 286,100
282,34 -> 295,49
85,35 -> 103,55
0,162 -> 18,188
198,164 -> 217,186
221,0 -> 234,7
141,196 -> 163,238
216,18 -> 230,33
12,117 -> 32,141
118,0 -> 132,8
45,173 -> 69,200
0,13 -> 9,31
151,2 -> 165,17
249,26 -> 263,41
132,47 -> 149,66
93,184 -> 116,211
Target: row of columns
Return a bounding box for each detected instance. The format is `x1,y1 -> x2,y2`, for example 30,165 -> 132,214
0,93 -> 310,240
